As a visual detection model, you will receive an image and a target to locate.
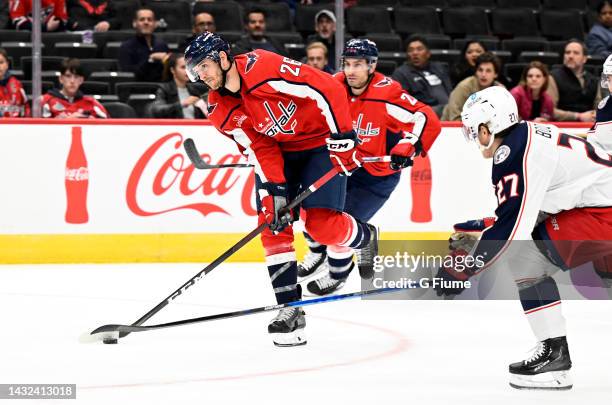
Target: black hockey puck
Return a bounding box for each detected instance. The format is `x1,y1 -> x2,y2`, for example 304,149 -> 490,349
103,338 -> 118,344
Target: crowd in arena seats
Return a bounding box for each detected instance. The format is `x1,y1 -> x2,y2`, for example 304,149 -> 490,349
0,0 -> 611,119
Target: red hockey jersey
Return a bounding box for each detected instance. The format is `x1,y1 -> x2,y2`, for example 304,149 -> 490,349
41,89 -> 108,118
0,76 -> 30,118
207,89 -> 286,184
9,0 -> 68,30
234,50 -> 354,152
335,72 -> 441,176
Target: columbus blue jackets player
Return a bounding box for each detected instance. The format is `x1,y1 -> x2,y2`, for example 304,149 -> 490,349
438,86 -> 612,390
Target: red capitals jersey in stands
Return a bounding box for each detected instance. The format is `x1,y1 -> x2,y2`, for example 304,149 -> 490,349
207,89 -> 286,184
0,76 -> 30,117
234,50 -> 353,152
41,89 -> 108,118
9,0 -> 68,29
335,72 -> 441,176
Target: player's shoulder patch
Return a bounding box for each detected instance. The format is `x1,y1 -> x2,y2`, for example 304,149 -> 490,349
494,145 -> 511,165
373,76 -> 392,88
244,52 -> 259,74
598,95 -> 610,110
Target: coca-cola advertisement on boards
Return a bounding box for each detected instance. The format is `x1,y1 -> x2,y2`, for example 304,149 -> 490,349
65,126 -> 89,224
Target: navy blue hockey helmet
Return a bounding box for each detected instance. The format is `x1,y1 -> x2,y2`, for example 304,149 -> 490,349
184,32 -> 232,82
342,39 -> 379,64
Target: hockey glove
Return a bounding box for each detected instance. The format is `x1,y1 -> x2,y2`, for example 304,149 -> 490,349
260,182 -> 293,234
390,132 -> 420,170
449,217 -> 495,251
434,249 -> 476,297
326,130 -> 363,176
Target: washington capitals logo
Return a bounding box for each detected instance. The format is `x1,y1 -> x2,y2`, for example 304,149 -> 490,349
374,77 -> 392,87
260,100 -> 297,137
353,113 -> 380,140
245,53 -> 259,73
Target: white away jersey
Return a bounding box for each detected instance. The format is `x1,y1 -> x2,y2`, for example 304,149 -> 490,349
475,121 -> 612,265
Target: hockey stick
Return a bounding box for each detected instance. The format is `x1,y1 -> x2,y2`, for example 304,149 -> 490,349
86,286 -> 404,337
184,138 -> 253,169
184,138 -> 391,169
82,158 -> 389,343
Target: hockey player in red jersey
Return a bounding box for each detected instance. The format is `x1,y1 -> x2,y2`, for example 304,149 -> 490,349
437,86 -> 612,390
301,39 -> 441,296
0,48 -> 30,118
184,32 -> 379,347
9,0 -> 68,31
41,58 -> 108,119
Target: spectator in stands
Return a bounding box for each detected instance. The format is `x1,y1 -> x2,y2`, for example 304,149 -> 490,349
441,52 -> 503,121
41,58 -> 108,118
548,39 -> 599,122
450,40 -> 487,87
66,0 -> 120,32
119,8 -> 170,82
307,10 -> 337,70
233,7 -> 287,57
9,0 -> 67,31
151,54 -> 207,119
587,1 -> 612,58
180,12 -> 216,52
305,42 -> 333,74
392,35 -> 452,117
510,61 -> 554,122
0,48 -> 30,118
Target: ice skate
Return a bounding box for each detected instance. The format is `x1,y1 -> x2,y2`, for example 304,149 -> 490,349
297,250 -> 327,281
509,336 -> 572,390
268,307 -> 307,347
356,224 -> 378,280
305,264 -> 353,296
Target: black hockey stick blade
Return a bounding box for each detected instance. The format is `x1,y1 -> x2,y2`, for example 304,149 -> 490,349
86,287 -> 403,336
184,138 -> 253,169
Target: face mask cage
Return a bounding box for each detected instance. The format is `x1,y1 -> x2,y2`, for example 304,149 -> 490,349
601,72 -> 612,89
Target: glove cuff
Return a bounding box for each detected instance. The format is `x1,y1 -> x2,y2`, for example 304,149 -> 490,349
261,182 -> 288,198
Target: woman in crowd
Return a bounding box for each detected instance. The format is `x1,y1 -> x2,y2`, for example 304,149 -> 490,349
450,40 -> 487,87
510,61 -> 554,122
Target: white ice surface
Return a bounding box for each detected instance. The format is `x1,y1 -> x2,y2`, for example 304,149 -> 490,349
0,263 -> 610,404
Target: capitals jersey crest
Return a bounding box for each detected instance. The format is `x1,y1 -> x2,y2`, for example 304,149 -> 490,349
353,113 -> 380,140
260,100 -> 298,137
244,53 -> 259,74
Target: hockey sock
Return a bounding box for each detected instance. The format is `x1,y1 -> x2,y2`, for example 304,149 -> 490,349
327,246 -> 354,280
303,232 -> 326,254
266,252 -> 299,304
519,277 -> 566,341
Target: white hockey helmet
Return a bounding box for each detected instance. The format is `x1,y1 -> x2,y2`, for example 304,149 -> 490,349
600,54 -> 612,88
460,86 -> 519,150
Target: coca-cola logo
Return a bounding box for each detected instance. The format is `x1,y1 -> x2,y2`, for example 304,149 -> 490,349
66,167 -> 89,181
126,132 -> 256,218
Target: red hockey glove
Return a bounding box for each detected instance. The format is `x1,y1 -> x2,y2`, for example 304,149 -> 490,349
259,182 -> 293,234
390,133 -> 419,170
326,130 -> 363,176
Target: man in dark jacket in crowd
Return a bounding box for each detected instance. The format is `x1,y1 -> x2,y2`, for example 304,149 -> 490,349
150,53 -> 207,119
391,35 -> 452,117
118,7 -> 170,82
233,7 -> 287,56
306,9 -> 337,70
67,0 -> 120,32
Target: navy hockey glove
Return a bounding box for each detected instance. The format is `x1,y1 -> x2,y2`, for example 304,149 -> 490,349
260,182 -> 293,233
326,130 -> 363,176
390,133 -> 420,170
434,249 -> 476,297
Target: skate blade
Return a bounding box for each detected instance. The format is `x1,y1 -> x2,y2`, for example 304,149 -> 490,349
303,279 -> 346,297
271,328 -> 307,347
509,370 -> 573,390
